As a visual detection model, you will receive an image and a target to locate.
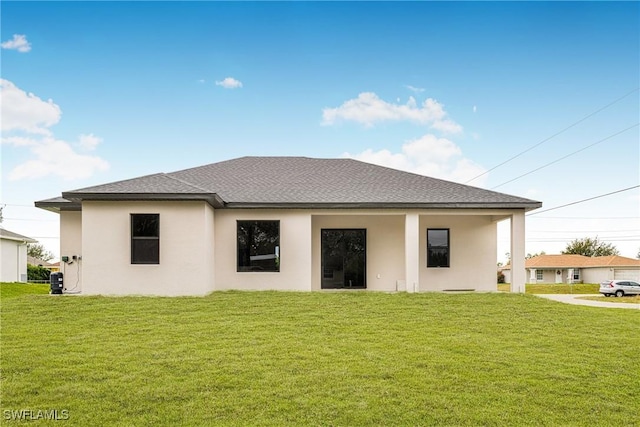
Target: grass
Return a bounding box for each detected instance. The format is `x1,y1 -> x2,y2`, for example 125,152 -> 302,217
579,294 -> 640,304
2,284 -> 639,426
0,282 -> 50,298
498,283 -> 599,294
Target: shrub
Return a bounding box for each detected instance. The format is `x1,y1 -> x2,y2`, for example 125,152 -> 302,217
27,264 -> 51,281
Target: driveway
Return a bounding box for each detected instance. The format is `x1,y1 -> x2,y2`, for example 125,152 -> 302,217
536,294 -> 640,310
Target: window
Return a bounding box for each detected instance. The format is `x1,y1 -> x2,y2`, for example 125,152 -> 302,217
536,270 -> 543,281
427,228 -> 449,268
237,220 -> 280,272
573,269 -> 580,281
131,214 -> 159,264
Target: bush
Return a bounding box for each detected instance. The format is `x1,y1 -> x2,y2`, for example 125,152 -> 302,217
27,264 -> 51,281
497,271 -> 505,284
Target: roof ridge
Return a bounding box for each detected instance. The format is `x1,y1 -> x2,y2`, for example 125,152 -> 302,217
164,173 -> 211,193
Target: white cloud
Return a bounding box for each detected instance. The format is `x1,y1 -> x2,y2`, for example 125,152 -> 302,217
405,85 -> 425,93
1,79 -> 61,135
215,77 -> 243,89
9,137 -> 109,181
322,92 -> 462,134
473,105 -> 477,113
77,133 -> 102,151
343,134 -> 486,185
1,34 -> 31,53
2,79 -> 109,181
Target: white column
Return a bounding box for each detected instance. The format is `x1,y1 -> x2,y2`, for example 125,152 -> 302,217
405,213 -> 420,293
567,268 -> 574,284
529,268 -> 536,284
510,211 -> 526,293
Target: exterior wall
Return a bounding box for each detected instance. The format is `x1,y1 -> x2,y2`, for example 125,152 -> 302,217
63,204 -> 514,295
583,267 -> 614,284
81,201 -> 215,296
215,210 -> 312,291
420,215 -> 497,292
526,269 -> 563,284
311,214 -> 405,291
60,211 -> 83,291
1,239 -> 28,282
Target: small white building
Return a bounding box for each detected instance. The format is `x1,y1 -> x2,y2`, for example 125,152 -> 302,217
0,228 -> 37,283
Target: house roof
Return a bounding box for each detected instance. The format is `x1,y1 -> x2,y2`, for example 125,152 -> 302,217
0,228 -> 37,243
27,256 -> 55,267
36,156 -> 542,211
504,254 -> 640,269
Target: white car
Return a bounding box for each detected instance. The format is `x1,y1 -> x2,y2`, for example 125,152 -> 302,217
599,280 -> 640,297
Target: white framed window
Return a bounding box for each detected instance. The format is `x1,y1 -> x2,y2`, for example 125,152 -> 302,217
536,270 -> 543,281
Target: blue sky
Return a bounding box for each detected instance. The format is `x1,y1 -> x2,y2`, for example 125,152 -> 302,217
2,1 -> 638,261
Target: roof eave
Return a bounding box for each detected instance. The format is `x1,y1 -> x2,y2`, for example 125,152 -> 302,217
60,192 -> 226,209
224,202 -> 543,210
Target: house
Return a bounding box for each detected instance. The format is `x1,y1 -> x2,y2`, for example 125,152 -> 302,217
0,228 -> 37,282
35,157 -> 541,296
27,256 -> 60,272
502,254 -> 640,284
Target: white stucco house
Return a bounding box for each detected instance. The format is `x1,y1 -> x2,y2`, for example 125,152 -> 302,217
35,157 -> 541,296
502,254 -> 640,284
0,228 -> 37,283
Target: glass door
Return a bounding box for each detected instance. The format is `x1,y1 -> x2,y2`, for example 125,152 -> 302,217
321,229 -> 366,289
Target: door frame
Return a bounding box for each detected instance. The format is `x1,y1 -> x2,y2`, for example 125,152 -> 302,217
320,228 -> 367,289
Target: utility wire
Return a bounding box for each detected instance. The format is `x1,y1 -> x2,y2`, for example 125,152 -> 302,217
527,185 -> 640,216
491,123 -> 638,189
465,87 -> 640,184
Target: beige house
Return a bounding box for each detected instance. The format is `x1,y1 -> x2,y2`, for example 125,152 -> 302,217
503,254 -> 640,284
0,228 -> 36,282
36,157 -> 541,296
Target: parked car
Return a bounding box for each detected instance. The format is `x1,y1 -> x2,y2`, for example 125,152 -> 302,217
599,280 -> 640,297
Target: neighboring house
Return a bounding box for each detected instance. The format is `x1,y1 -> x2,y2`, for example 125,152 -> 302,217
35,157 -> 541,296
0,228 -> 37,282
27,256 -> 59,272
502,254 -> 640,284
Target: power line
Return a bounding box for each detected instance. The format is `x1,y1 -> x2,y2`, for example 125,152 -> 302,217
527,185 -> 640,216
529,216 -> 640,220
491,123 -> 638,189
465,87 -> 640,184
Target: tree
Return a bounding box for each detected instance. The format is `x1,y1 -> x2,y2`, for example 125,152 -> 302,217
526,251 -> 546,259
562,237 -> 619,257
27,243 -> 55,262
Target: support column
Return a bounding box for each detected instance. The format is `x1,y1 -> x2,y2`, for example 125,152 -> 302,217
510,211 -> 526,293
405,213 -> 420,293
529,268 -> 536,284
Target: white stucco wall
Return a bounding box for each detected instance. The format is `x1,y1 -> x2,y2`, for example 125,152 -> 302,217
59,203 -> 522,295
420,215 -> 497,292
80,201 -> 215,296
60,211 -> 83,291
1,239 -> 29,282
583,268 -> 615,284
215,210 -> 313,291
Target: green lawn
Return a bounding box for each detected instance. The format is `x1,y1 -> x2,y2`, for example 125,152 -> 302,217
579,294 -> 640,304
498,283 -> 600,294
1,285 -> 639,426
0,282 -> 50,298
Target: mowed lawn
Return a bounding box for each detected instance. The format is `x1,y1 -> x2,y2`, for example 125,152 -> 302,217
2,284 -> 639,426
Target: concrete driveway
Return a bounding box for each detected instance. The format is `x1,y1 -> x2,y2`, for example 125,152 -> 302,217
536,294 -> 640,310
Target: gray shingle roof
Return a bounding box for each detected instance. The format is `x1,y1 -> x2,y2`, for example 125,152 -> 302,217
0,228 -> 37,243
39,156 -> 542,210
